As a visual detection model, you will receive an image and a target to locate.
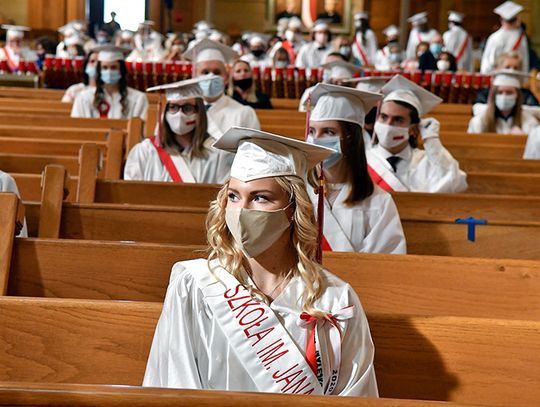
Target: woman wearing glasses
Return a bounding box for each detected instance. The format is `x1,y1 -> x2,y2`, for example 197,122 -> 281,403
124,76 -> 234,183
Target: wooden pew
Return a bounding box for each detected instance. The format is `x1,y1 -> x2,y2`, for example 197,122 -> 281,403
0,125 -> 110,141
7,238 -> 540,321
0,86 -> 64,100
458,158 -> 540,174
0,383 -> 479,407
0,296 -> 539,406
466,172 -> 540,195
0,193 -> 25,295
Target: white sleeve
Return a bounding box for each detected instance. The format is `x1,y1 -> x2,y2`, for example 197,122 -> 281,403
523,125 -> 540,159
71,92 -> 89,118
241,106 -> 261,130
133,92 -> 149,121
61,85 -> 75,103
142,264 -> 204,388
366,30 -> 378,64
480,34 -> 496,74
295,44 -> 308,68
123,143 -> 149,180
0,172 -> 27,237
467,115 -> 484,133
361,194 -> 407,255
405,30 -> 418,60
333,286 -> 378,397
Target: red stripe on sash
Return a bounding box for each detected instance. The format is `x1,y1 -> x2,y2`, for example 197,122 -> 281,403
321,235 -> 332,252
2,48 -> 17,72
367,164 -> 395,193
512,32 -> 524,51
455,35 -> 470,63
354,35 -> 369,66
299,313 -> 318,375
151,136 -> 184,183
97,101 -> 110,118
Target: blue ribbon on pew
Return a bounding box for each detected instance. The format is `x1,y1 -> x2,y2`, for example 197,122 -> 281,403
455,217 -> 488,242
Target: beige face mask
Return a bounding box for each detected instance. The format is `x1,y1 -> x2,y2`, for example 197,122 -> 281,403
225,203 -> 293,258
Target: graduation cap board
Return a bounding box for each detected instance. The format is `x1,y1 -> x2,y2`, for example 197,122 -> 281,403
494,1 -> 524,20
383,25 -> 399,38
147,75 -> 218,101
93,44 -> 132,62
1,25 -> 30,39
182,38 -> 238,64
307,83 -> 383,127
213,127 -> 335,182
492,69 -> 529,88
381,75 -> 442,116
320,60 -> 362,80
448,11 -> 465,23
344,76 -> 393,93
354,11 -> 369,20
407,12 -> 428,25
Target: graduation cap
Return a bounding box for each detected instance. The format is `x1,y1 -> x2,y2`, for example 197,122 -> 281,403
288,17 -> 303,29
344,76 -> 392,93
448,11 -> 465,23
183,38 -> 238,64
147,76 -> 213,101
494,1 -> 523,20
248,33 -> 271,47
213,127 -> 335,182
92,44 -> 132,62
320,60 -> 362,80
383,24 -> 399,38
354,11 -> 369,20
64,33 -> 86,47
491,69 -> 529,88
1,25 -> 30,39
381,75 -> 442,116
307,83 -> 383,127
312,20 -> 330,32
407,11 -> 428,25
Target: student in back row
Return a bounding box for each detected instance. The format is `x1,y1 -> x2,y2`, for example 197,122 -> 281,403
71,45 -> 148,121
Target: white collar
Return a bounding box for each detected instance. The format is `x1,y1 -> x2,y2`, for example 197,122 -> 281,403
375,143 -> 413,161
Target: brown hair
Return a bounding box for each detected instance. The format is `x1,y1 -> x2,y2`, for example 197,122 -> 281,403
160,98 -> 210,158
94,60 -> 129,117
308,120 -> 374,205
479,86 -> 522,132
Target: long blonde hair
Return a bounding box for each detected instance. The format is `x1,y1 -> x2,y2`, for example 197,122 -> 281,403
228,59 -> 258,104
206,175 -> 327,317
480,85 -> 523,132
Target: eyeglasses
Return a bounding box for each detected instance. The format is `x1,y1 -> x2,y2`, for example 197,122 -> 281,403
168,103 -> 197,114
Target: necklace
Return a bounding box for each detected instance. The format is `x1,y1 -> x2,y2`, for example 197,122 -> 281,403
248,268 -> 292,300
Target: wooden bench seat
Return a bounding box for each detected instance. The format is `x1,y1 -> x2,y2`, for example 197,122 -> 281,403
0,296 -> 538,406
0,125 -> 110,141
7,238 -> 540,321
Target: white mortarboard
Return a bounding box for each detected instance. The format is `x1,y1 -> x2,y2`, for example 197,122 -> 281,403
288,16 -> 303,29
70,20 -> 87,32
320,60 -> 361,80
120,30 -> 135,40
494,1 -> 523,20
2,25 -> 30,39
381,75 -> 442,116
64,34 -> 85,47
193,20 -> 214,32
407,11 -> 428,25
147,75 -> 212,101
93,44 -> 131,62
58,24 -> 76,36
492,69 -> 528,88
312,20 -> 329,31
383,24 -> 399,38
344,76 -> 392,93
213,127 -> 335,182
354,11 -> 369,20
307,83 -> 383,127
248,33 -> 270,47
208,30 -> 225,42
448,11 -> 465,23
183,38 -> 238,64
139,20 -> 155,27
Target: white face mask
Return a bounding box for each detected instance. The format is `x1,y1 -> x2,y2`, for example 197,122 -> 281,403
284,30 -> 295,42
495,94 -> 517,112
165,111 -> 197,135
437,59 -> 450,71
306,135 -> 342,168
225,204 -> 292,258
374,121 -> 409,150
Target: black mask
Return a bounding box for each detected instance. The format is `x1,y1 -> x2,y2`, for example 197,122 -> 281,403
233,77 -> 253,91
251,49 -> 265,57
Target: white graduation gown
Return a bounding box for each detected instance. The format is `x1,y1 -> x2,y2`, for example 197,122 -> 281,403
71,86 -> 149,121
405,28 -> 439,60
206,94 -> 260,134
295,42 -> 332,69
374,46 -> 403,72
523,126 -> 540,159
367,141 -> 468,193
467,105 -> 539,135
0,170 -> 27,237
240,53 -> 273,70
480,28 -> 529,74
61,82 -> 91,103
351,30 -> 378,67
124,137 -> 233,184
143,258 -> 378,396
442,25 -> 473,72
309,184 -> 406,254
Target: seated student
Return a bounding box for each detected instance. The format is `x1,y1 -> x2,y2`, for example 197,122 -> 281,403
183,39 -> 260,134
0,170 -> 27,237
71,45 -> 148,121
367,75 -> 468,193
124,77 -> 233,183
61,50 -> 98,103
468,70 -> 539,135
475,51 -> 539,106
229,59 -> 273,109
305,84 -> 406,254
436,50 -> 457,72
143,126 -> 378,396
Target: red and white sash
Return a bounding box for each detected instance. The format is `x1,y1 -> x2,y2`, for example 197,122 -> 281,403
366,150 -> 408,193
190,259 -> 352,395
512,31 -> 524,51
455,34 -> 470,63
354,34 -> 369,66
1,48 -> 17,72
151,136 -> 196,183
317,192 -> 355,252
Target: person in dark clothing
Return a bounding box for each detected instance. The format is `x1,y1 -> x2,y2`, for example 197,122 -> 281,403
229,59 -> 273,109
